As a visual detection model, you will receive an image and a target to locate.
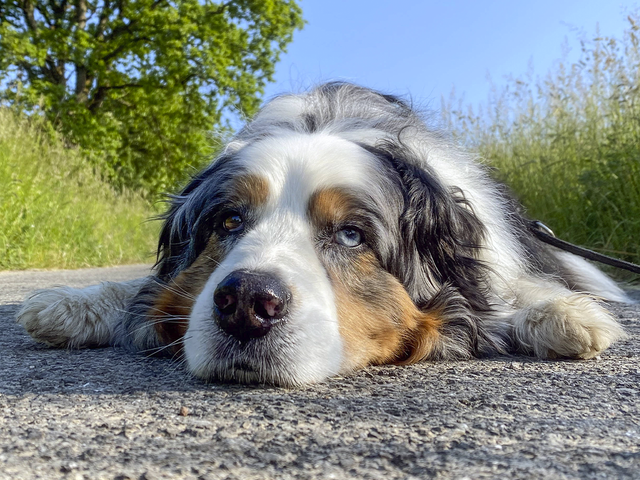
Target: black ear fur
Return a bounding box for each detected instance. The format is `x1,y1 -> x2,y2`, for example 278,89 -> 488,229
156,156 -> 236,279
361,143 -> 491,313
401,164 -> 490,313
365,143 -> 508,357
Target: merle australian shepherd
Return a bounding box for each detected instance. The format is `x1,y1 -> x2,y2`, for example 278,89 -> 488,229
18,83 -> 629,386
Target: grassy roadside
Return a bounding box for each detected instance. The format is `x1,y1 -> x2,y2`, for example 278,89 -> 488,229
442,13 -> 640,269
0,109 -> 159,270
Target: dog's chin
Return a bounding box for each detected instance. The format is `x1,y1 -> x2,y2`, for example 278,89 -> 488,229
190,354 -> 281,387
183,314 -> 345,387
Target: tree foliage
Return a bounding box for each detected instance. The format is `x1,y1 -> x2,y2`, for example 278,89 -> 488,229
0,0 -> 304,192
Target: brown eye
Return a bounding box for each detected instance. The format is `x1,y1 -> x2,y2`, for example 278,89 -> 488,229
222,213 -> 244,233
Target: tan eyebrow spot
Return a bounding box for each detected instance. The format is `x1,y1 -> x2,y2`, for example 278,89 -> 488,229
229,173 -> 270,208
307,187 -> 359,227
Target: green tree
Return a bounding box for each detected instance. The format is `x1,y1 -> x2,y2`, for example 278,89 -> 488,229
0,0 -> 303,192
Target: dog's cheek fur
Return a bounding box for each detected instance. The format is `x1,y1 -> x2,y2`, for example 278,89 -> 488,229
149,257 -> 217,350
120,235 -> 225,356
329,251 -> 442,370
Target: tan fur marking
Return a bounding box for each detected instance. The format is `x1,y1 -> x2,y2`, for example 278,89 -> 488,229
329,247 -> 442,370
151,241 -> 222,351
309,187 -> 442,368
308,187 -> 359,228
230,173 -> 269,207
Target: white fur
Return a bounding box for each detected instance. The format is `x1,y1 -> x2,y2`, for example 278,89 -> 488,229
237,133 -> 387,204
508,276 -> 627,359
17,278 -> 146,348
553,251 -> 631,303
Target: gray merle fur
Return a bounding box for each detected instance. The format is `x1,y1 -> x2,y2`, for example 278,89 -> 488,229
142,82 -> 554,358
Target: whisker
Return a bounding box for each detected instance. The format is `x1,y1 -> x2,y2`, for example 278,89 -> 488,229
144,305 -> 188,317
126,316 -> 189,336
204,255 -> 221,267
163,344 -> 187,366
149,277 -> 196,301
163,358 -> 189,377
141,336 -> 187,357
167,278 -> 197,299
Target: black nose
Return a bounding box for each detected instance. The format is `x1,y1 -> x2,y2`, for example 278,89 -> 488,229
213,270 -> 291,342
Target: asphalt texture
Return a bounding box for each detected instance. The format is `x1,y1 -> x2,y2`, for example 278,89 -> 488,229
1,265 -> 639,480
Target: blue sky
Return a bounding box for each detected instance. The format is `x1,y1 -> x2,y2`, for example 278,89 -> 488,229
262,0 -> 637,112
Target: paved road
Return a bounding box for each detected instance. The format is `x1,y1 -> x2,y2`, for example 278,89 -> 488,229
1,266 -> 639,479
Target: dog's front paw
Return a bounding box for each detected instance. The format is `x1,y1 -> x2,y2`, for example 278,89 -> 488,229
513,294 -> 626,359
17,285 -> 112,348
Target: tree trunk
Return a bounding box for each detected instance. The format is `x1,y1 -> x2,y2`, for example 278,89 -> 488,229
74,0 -> 89,102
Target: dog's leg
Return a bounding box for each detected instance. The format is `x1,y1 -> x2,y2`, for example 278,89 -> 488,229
506,277 -> 626,359
17,278 -> 148,348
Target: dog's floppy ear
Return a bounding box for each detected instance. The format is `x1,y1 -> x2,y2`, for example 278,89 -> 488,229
400,163 -> 490,312
383,149 -> 510,358
156,157 -> 236,279
364,144 -> 490,312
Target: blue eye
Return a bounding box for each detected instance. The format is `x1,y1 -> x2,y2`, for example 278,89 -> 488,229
334,227 -> 363,247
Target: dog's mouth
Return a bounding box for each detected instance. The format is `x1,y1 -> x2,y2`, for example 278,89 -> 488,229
229,361 -> 257,373
199,350 -> 286,385
194,321 -> 290,384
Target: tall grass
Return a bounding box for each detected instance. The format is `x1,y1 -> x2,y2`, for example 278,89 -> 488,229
443,13 -> 640,268
0,109 -> 158,270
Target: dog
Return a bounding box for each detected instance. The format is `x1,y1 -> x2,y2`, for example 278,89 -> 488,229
17,82 -> 629,386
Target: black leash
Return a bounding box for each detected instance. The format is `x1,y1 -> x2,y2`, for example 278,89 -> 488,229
529,221 -> 640,275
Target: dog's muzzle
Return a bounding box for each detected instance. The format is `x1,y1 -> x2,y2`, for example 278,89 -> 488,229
213,270 -> 291,342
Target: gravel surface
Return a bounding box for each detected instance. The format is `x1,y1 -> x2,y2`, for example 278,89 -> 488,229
1,266 -> 639,480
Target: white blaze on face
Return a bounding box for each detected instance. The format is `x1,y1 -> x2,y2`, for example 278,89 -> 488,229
183,133 -> 382,385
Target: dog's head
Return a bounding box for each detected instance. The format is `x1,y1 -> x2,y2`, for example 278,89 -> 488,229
150,83 -> 500,386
